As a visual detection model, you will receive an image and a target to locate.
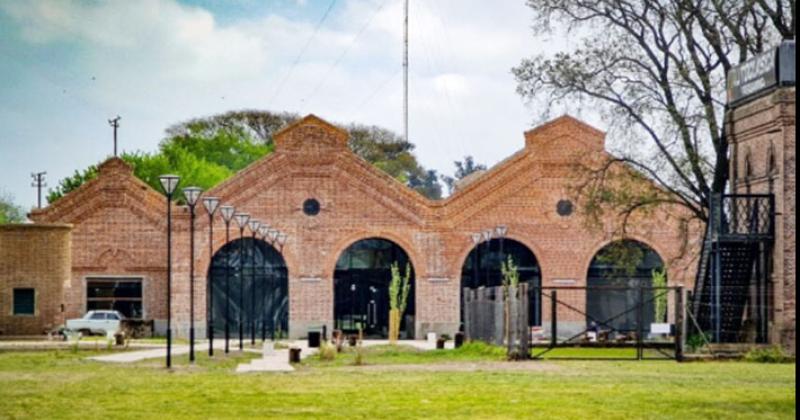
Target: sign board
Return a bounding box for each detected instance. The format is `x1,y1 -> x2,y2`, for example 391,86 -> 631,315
728,41 -> 796,105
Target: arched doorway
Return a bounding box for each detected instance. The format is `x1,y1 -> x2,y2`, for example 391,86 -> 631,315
461,238 -> 542,326
333,238 -> 415,339
586,240 -> 665,333
208,238 -> 288,339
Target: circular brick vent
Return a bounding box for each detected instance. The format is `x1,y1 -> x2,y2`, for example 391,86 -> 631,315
303,199 -> 321,216
556,199 -> 574,217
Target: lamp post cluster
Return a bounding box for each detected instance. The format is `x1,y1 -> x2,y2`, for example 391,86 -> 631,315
157,174 -> 288,369
468,225 -> 509,287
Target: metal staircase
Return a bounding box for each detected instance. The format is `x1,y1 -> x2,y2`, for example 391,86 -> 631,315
691,194 -> 774,343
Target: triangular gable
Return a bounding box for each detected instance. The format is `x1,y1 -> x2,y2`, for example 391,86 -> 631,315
208,115 -> 433,221
29,157 -> 165,227
524,114 -> 605,152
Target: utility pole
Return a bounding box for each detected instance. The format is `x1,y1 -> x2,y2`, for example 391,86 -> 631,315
30,172 -> 47,209
108,115 -> 121,157
403,0 -> 409,144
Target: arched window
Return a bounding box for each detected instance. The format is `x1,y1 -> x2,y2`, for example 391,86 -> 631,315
334,238 -> 415,339
586,240 -> 665,333
460,238 -> 542,326
208,238 -> 288,339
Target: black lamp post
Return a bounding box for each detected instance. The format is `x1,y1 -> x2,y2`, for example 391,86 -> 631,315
202,196 -> 220,357
158,174 -> 180,369
183,186 -> 203,363
247,219 -> 262,345
258,225 -> 270,342
219,205 -> 235,354
234,212 -> 250,350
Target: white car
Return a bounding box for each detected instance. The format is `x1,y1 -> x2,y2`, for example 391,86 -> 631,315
66,310 -> 124,336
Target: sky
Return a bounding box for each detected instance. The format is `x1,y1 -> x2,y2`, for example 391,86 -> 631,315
0,0 -> 587,209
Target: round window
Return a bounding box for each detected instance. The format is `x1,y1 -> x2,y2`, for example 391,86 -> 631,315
303,199 -> 321,216
556,199 -> 574,217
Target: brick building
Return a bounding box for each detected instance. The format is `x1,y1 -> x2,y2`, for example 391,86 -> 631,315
727,86 -> 796,351
3,114 -> 700,339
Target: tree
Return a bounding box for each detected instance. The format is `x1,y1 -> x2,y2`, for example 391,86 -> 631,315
408,169 -> 444,200
0,191 -> 25,224
513,0 -> 793,228
48,110 -> 445,202
441,156 -> 488,194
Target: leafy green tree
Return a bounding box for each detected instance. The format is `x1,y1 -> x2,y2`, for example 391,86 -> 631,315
408,169 -> 444,200
513,0 -> 793,228
48,110 -> 445,203
0,191 -> 25,224
441,156 -> 487,194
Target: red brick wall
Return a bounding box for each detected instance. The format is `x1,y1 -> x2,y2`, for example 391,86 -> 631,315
0,224 -> 70,336
728,87 -> 796,352
30,115 -> 699,339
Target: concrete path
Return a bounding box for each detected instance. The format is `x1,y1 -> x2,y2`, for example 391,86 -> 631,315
83,339 -> 453,371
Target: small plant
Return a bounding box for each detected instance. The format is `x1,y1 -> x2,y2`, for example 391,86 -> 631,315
744,345 -> 791,363
388,261 -> 412,344
318,341 -> 337,362
652,268 -> 668,322
686,333 -> 710,353
500,256 -> 520,354
353,327 -> 365,366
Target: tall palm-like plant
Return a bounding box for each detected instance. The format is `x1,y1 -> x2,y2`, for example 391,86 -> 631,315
388,262 -> 411,343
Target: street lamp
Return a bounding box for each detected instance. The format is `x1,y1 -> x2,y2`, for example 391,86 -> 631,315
247,219 -> 262,345
258,225 -> 270,341
219,205 -> 236,354
183,186 -> 203,363
202,196 -> 220,357
158,174 -> 180,368
234,212 -> 250,350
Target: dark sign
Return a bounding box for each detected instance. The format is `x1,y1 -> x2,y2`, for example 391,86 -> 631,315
728,41 -> 796,105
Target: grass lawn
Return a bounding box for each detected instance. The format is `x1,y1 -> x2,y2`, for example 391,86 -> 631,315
0,344 -> 795,419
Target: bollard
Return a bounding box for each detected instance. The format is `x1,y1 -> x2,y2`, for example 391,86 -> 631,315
288,347 -> 302,364
454,332 -> 465,348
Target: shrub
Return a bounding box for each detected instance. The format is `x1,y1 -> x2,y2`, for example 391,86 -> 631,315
686,333 -> 710,353
744,346 -> 792,363
318,342 -> 337,362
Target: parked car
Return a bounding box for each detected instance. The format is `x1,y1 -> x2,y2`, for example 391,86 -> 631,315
65,310 -> 124,336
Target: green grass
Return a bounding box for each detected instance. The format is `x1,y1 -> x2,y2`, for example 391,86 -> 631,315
0,345 -> 795,419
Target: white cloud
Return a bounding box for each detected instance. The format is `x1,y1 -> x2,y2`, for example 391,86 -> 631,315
0,0 -> 563,206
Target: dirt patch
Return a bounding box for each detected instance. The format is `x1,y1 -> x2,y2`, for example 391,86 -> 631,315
333,360 -> 562,373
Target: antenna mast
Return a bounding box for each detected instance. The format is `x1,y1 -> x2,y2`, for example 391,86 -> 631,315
403,0 -> 409,143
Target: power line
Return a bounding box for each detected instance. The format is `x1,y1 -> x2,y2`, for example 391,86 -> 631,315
303,0 -> 393,107
353,68 -> 401,113
268,0 -> 339,104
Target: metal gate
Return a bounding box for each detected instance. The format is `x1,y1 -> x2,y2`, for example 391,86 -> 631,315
529,286 -> 685,360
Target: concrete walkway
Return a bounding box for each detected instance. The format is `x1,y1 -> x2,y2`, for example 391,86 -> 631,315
84,339 -> 454,372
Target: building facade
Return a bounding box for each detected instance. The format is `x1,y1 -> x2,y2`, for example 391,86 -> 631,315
727,86 -> 796,352
3,115 -> 700,339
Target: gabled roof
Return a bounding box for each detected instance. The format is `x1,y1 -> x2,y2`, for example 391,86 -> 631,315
524,114 -> 605,151
29,157 -> 165,226
273,114 -> 349,150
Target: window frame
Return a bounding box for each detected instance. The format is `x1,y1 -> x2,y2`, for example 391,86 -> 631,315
84,277 -> 145,320
12,288 -> 36,316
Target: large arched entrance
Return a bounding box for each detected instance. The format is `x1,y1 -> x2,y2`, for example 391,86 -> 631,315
208,238 -> 288,339
333,238 -> 415,339
460,238 -> 542,327
586,240 -> 665,333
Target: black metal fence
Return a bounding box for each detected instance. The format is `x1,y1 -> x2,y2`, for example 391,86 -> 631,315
462,285 -> 686,360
